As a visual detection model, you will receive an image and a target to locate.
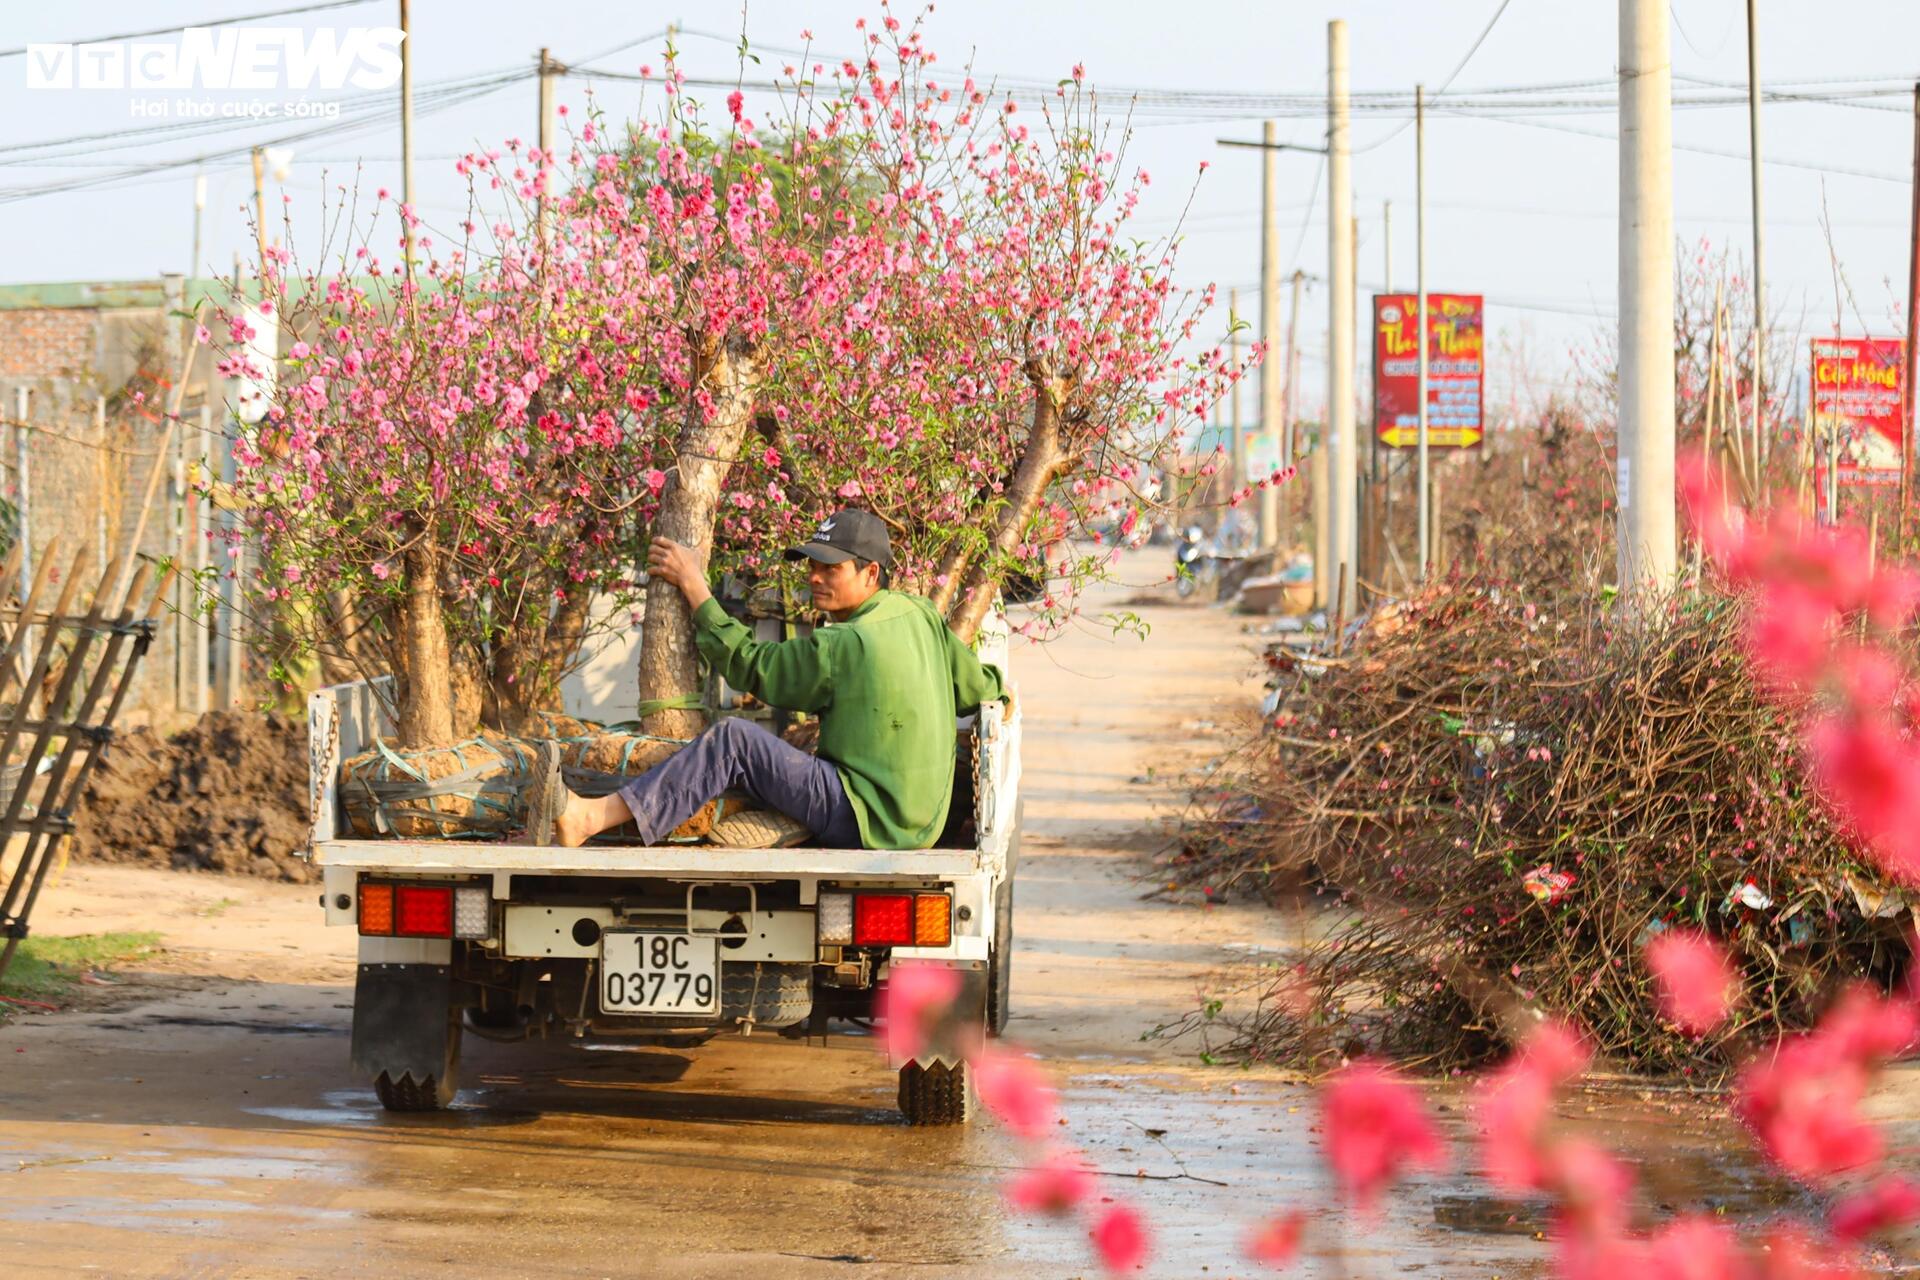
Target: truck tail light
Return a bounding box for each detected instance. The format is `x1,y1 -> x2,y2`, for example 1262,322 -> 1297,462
843,892 -> 953,947
853,894 -> 913,945
394,885 -> 454,938
817,892 -> 854,944
913,894 -> 952,947
358,882 -> 394,936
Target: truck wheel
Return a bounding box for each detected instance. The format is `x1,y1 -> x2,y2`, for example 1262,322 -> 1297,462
375,1068 -> 456,1112
987,875 -> 1014,1037
898,1060 -> 975,1125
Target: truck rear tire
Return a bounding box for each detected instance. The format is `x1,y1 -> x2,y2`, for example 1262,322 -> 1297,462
898,1060 -> 974,1125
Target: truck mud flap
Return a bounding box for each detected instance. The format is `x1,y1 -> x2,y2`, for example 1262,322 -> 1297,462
351,963 -> 455,1083
890,958 -> 988,1070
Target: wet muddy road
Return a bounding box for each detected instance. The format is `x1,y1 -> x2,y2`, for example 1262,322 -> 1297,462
0,562 -> 1843,1278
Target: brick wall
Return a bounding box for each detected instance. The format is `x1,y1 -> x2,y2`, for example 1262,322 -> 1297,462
0,308 -> 98,379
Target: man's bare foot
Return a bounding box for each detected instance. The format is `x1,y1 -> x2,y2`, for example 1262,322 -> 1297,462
554,791 -> 631,848
554,791 -> 591,849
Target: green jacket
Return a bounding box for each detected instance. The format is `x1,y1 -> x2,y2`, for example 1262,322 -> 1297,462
691,590 -> 1008,849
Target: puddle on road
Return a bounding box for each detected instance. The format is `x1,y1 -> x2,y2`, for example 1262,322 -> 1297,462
243,1087 -> 384,1127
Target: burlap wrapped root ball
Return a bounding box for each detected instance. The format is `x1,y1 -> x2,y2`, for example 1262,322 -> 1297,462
523,710 -> 603,740
546,731 -> 754,841
561,732 -> 680,777
341,737 -> 532,838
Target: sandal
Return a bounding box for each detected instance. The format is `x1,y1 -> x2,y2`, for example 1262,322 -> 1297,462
525,740 -> 564,845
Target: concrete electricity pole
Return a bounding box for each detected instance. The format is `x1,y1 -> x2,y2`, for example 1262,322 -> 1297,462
1383,200 -> 1393,292
539,48 -> 562,240
1259,120 -> 1283,549
1745,0 -> 1768,472
1618,0 -> 1678,593
1229,288 -> 1246,499
249,147 -> 268,272
1416,85 -> 1432,577
1327,19 -> 1356,615
400,0 -> 417,273
191,172 -> 206,280
1903,81 -> 1920,527
1274,268 -> 1305,552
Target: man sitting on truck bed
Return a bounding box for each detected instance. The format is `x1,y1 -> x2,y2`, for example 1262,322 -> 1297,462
535,508 -> 1010,851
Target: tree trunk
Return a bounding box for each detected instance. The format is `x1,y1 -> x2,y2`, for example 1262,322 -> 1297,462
487,584 -> 592,733
393,532 -> 457,748
945,389 -> 1066,644
636,333 -> 760,739
448,649 -> 484,738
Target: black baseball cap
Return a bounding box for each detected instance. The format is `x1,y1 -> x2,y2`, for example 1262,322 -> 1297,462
785,508 -> 894,569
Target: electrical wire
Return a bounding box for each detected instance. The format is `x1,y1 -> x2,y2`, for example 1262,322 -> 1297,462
0,72 -> 530,204
1355,0 -> 1518,154
1449,108 -> 1909,183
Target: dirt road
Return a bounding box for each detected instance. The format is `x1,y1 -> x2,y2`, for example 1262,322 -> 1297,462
1,560 -> 1547,1278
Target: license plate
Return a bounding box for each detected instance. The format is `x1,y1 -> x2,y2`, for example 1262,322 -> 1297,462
600,932 -> 719,1015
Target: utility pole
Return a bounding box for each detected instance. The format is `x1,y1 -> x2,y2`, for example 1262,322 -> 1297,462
1745,0 -> 1768,472
666,21 -> 681,143
1280,268 -> 1303,553
1619,0 -> 1678,593
1383,200 -> 1392,292
399,0 -> 417,273
1902,81 -> 1920,533
1358,214 -> 1372,493
249,146 -> 268,272
1229,288 -> 1246,500
1283,270 -> 1304,470
539,47 -> 561,241
1416,85 -> 1431,577
1327,19 -> 1356,616
1312,387 -> 1330,608
191,171 -> 206,280
11,387 -> 28,586
1259,120 -> 1283,549
195,405 -> 211,714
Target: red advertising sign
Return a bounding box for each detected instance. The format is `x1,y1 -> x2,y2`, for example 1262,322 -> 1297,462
1373,293 -> 1485,448
1811,337 -> 1904,486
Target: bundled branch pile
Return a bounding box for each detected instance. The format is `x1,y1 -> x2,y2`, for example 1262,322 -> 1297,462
1168,577 -> 1911,1075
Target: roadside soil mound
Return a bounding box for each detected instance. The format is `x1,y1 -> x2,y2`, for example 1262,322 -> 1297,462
71,711 -> 313,882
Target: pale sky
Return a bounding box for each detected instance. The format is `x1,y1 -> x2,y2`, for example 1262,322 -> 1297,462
4,1 -> 1918,423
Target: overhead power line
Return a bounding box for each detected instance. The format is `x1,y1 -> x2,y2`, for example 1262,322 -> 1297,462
1455,109 -> 1909,183
1358,0 -> 1518,154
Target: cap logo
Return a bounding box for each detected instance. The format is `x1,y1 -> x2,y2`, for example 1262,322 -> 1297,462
816,518 -> 837,538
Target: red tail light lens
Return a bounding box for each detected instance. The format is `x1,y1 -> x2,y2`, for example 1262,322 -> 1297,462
395,885 -> 454,938
853,894 -> 914,945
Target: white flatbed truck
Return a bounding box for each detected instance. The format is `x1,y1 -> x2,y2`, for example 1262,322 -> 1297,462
304,623 -> 1020,1125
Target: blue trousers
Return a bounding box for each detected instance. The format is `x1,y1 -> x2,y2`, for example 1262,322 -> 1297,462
615,717 -> 863,848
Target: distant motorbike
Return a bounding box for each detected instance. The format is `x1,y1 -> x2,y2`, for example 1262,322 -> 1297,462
1174,526 -> 1239,599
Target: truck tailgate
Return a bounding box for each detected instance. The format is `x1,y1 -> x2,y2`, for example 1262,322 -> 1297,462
311,838 -> 983,879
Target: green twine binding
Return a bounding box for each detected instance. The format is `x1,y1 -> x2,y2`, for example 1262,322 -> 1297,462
632,693 -> 707,716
